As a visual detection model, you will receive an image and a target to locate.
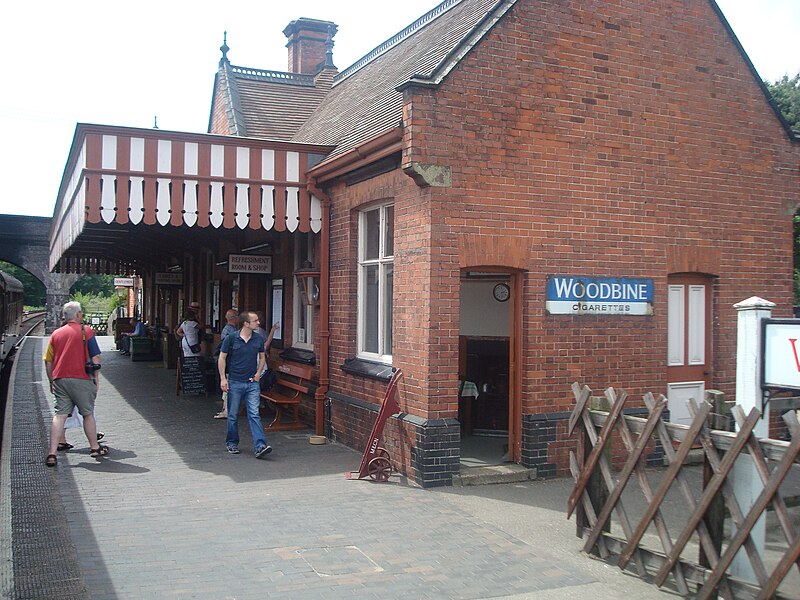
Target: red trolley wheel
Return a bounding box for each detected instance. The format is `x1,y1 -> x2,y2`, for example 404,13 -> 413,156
367,456 -> 392,482
375,447 -> 390,459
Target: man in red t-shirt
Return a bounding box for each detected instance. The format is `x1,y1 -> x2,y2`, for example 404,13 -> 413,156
43,301 -> 107,466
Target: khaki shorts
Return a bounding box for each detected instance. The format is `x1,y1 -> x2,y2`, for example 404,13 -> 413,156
53,378 -> 97,416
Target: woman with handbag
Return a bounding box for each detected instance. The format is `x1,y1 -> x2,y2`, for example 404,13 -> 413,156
176,309 -> 203,357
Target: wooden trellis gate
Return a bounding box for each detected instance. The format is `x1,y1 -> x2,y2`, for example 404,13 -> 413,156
568,382 -> 800,599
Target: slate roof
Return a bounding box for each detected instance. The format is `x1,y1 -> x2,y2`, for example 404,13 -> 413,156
211,0 -> 514,151
292,0 -> 514,156
210,64 -> 335,140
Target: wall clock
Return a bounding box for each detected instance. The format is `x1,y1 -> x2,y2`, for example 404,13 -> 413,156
493,282 -> 510,302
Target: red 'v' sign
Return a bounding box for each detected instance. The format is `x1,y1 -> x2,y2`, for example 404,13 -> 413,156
790,339 -> 800,372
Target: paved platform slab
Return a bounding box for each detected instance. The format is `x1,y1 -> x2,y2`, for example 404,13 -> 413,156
2,336 -> 675,599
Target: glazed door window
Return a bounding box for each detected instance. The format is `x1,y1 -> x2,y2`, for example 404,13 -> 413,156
293,233 -> 314,349
358,204 -> 393,361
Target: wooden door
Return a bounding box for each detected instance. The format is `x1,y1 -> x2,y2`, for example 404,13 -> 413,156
507,271 -> 522,462
667,275 -> 712,425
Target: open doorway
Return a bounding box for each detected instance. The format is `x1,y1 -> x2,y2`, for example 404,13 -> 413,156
458,272 -> 512,467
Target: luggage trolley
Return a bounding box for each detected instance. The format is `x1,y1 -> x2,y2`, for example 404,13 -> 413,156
346,369 -> 403,482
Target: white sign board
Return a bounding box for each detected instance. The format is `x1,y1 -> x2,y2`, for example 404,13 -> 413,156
114,277 -> 135,287
228,254 -> 272,274
762,319 -> 800,390
545,275 -> 654,316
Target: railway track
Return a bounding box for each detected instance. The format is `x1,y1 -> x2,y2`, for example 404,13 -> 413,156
20,310 -> 46,338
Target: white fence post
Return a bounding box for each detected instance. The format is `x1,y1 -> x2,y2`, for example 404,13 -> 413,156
731,296 -> 774,580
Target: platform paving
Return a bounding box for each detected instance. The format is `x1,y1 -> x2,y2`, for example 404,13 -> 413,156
1,335 -> 676,599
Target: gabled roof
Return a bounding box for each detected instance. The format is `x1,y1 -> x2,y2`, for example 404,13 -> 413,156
292,0 -> 516,156
216,0 -> 796,157
210,62 -> 335,140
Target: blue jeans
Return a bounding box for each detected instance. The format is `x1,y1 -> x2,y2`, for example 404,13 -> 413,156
226,380 -> 267,453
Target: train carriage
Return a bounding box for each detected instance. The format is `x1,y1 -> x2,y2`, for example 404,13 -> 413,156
0,270 -> 24,362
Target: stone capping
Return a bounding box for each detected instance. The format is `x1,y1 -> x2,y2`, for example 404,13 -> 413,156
525,406 -> 651,423
340,357 -> 394,381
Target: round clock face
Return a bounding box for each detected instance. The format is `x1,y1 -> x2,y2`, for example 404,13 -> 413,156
493,283 -> 510,302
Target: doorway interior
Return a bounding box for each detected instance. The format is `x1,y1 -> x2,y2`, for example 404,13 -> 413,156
459,272 -> 512,467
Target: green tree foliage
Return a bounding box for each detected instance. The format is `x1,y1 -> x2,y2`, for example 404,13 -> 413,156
0,260 -> 46,308
69,275 -> 119,319
70,274 -> 115,296
70,291 -> 120,316
765,73 -> 800,131
767,73 -> 800,304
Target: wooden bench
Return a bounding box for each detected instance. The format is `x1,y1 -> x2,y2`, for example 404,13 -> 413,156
261,360 -> 312,430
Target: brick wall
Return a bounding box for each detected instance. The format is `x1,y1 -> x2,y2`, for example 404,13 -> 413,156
324,0 -> 799,481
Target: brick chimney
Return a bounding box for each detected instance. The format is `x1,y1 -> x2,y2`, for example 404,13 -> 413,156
283,18 -> 337,74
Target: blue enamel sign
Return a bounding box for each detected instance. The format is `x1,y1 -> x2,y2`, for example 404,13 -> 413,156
546,276 -> 654,315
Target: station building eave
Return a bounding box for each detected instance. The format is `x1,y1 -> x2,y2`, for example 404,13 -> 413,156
49,123 -> 334,273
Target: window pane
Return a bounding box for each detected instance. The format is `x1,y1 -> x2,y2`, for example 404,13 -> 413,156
382,263 -> 393,355
383,205 -> 394,257
365,209 -> 380,260
364,265 -> 379,353
297,297 -> 308,342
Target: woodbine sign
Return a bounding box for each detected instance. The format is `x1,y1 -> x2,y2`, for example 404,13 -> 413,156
545,275 -> 654,316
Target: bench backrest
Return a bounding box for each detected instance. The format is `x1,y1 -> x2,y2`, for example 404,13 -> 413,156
271,361 -> 313,396
274,361 -> 313,381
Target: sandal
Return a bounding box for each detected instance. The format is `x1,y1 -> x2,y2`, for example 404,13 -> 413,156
57,442 -> 74,452
90,445 -> 109,458
97,432 -> 105,441
45,454 -> 57,467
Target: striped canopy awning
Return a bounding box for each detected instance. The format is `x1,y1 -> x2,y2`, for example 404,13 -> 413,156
49,124 -> 333,271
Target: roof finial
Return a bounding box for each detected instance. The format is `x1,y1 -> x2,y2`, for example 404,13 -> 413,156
219,31 -> 230,66
153,116 -> 159,129
324,25 -> 335,68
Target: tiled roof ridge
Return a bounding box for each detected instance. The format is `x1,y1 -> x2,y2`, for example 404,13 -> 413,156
217,62 -> 248,136
334,0 -> 464,85
231,65 -> 317,87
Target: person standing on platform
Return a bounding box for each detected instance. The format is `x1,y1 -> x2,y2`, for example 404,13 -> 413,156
176,309 -> 202,357
43,301 -> 108,466
217,311 -> 272,459
255,311 -> 280,355
254,311 -> 280,408
213,308 -> 239,419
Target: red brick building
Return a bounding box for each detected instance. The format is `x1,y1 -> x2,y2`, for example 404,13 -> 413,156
51,0 -> 799,487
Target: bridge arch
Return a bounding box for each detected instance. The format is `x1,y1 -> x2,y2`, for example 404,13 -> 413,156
0,215 -> 78,332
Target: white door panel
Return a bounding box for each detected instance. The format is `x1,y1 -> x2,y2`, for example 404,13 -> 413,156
688,285 -> 705,365
668,285 -> 685,366
667,381 -> 705,426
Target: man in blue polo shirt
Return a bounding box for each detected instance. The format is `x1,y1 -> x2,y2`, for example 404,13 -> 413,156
217,311 -> 272,458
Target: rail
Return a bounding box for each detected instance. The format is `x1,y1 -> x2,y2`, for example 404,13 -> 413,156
19,311 -> 46,339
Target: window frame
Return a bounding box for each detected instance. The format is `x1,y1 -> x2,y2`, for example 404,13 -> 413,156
292,233 -> 315,351
357,202 -> 394,363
